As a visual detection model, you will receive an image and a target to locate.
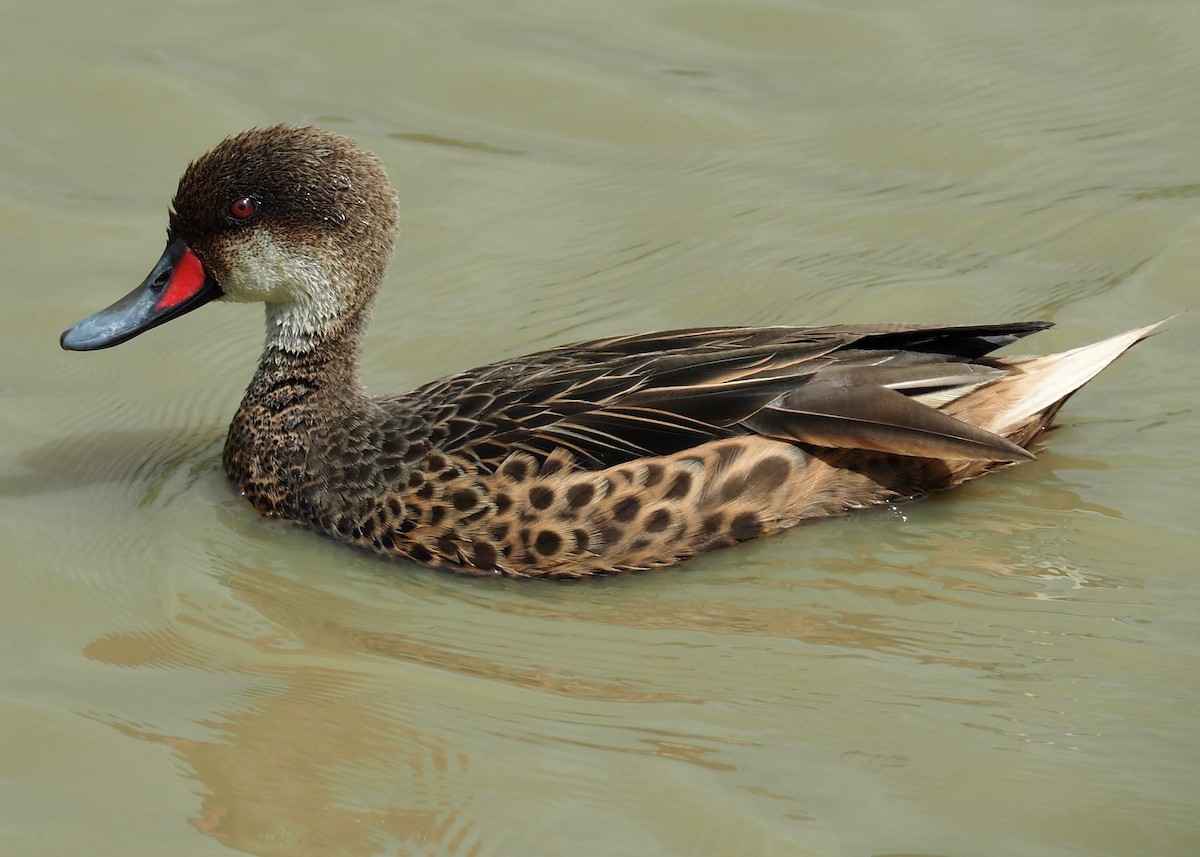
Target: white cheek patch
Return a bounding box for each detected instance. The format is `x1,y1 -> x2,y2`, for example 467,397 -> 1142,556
221,231 -> 345,353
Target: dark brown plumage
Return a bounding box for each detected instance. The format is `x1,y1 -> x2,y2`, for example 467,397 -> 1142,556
61,126 -> 1164,577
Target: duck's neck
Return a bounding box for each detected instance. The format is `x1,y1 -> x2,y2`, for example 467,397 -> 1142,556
222,302 -> 375,519
260,301 -> 369,395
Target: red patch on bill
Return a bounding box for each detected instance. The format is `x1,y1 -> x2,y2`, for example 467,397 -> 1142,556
155,247 -> 206,311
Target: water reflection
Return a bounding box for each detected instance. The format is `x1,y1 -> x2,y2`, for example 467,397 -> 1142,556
98,674 -> 482,856
84,567 -> 485,854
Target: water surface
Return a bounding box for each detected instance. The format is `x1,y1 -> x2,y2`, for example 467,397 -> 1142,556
2,1 -> 1198,855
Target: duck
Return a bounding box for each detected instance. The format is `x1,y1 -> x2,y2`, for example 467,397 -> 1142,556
60,125 -> 1163,578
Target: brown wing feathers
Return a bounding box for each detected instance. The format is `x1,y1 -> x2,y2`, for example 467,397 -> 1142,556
423,323 -> 1046,470
744,380 -> 1034,461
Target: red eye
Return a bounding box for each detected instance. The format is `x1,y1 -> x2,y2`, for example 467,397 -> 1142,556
229,197 -> 256,220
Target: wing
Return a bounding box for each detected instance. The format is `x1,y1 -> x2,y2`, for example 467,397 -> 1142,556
383,321 -> 1051,470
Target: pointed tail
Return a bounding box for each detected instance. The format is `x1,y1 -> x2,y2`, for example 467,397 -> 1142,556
949,318 -> 1170,439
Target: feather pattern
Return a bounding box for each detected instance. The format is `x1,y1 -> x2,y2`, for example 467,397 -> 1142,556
395,322 -> 1049,470
238,317 -> 1164,576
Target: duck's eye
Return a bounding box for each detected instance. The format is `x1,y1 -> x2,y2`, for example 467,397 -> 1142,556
229,197 -> 257,221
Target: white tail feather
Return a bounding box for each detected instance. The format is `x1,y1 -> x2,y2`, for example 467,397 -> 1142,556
990,318 -> 1168,432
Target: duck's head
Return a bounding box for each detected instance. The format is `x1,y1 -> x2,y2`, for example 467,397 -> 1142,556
61,125 -> 399,354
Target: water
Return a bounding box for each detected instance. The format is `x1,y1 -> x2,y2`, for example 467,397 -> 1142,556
2,1 -> 1198,855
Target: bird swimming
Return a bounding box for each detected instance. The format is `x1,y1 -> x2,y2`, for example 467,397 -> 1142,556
61,126 -> 1163,577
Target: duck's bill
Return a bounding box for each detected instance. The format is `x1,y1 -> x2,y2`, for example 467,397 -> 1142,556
60,238 -> 222,351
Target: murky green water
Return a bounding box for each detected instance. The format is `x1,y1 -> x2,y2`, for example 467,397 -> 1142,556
3,1 -> 1198,855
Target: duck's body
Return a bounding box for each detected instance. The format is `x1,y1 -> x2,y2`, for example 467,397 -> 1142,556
61,126 -> 1161,577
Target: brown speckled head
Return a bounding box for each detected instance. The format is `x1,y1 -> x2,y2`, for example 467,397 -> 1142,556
170,126 -> 399,351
